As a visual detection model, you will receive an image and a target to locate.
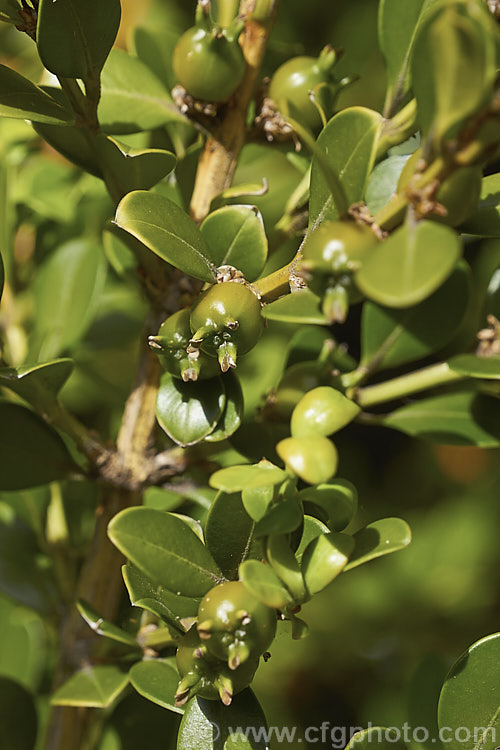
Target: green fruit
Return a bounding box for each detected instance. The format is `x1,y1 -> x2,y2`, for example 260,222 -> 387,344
197,581 -> 277,669
173,25 -> 245,102
291,386 -> 360,438
277,435 -> 338,485
148,309 -> 220,381
190,282 -> 263,371
269,46 -> 344,132
176,627 -> 259,707
300,220 -> 376,323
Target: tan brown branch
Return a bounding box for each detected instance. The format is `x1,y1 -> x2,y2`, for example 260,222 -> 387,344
190,0 -> 279,223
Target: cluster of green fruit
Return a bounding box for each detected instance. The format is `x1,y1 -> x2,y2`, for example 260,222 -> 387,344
172,0 -> 349,131
175,581 -> 276,706
149,281 -> 263,378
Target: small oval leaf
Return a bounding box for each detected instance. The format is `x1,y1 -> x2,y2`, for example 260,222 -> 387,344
129,659 -> 183,715
297,480 -> 358,532
210,461 -> 287,493
239,560 -> 293,609
51,665 -> 129,708
205,492 -> 261,581
309,107 -> 383,226
108,508 -> 223,598
344,517 -> 412,571
115,191 -> 216,282
301,531 -> 354,595
438,632 -> 500,750
156,374 -> 225,447
177,690 -> 269,750
356,221 -> 461,308
262,290 -> 328,325
200,205 -> 268,282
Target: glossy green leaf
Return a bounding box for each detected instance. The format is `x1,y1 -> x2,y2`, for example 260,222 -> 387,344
262,289 -> 327,325
301,531 -> 354,595
297,479 -> 358,532
383,389 -> 500,447
411,1 -> 496,145
95,135 -> 176,198
241,486 -> 274,523
344,518 -> 412,571
460,173 -> 500,237
99,49 -> 186,134
131,25 -> 179,91
108,508 -> 223,598
0,64 -> 73,125
365,155 -> 410,214
378,0 -> 434,111
37,0 -> 121,78
115,191 -> 216,282
122,565 -> 199,633
76,600 -> 139,649
438,632 -> 500,750
0,678 -> 37,750
295,516 -> 330,565
309,107 -> 383,225
200,205 -> 268,282
266,534 -> 306,603
129,659 -> 182,715
356,220 -> 461,308
254,498 -> 303,538
360,264 -> 470,370
239,560 -> 293,609
33,238 -> 106,359
0,402 -> 77,491
204,371 -> 244,443
156,374 -> 225,447
51,665 -> 129,708
0,359 -> 73,410
448,354 -> 500,380
205,492 -> 260,580
347,727 -> 408,750
210,461 -> 287,493
177,690 -> 268,750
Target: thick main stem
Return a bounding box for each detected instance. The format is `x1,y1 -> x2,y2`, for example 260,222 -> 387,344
42,334 -> 162,750
190,0 -> 279,223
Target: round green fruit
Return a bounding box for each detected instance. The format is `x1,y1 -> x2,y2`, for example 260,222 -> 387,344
176,627 -> 259,706
190,282 -> 263,371
173,26 -> 245,102
269,46 -> 341,132
300,220 -> 376,323
291,386 -> 360,438
197,581 -> 277,669
148,309 -> 220,381
277,435 -> 338,485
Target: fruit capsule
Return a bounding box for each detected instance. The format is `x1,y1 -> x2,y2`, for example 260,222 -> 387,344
148,309 -> 219,381
175,626 -> 259,707
190,281 -> 263,372
269,46 -> 349,132
299,220 -> 377,323
197,581 -> 277,669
